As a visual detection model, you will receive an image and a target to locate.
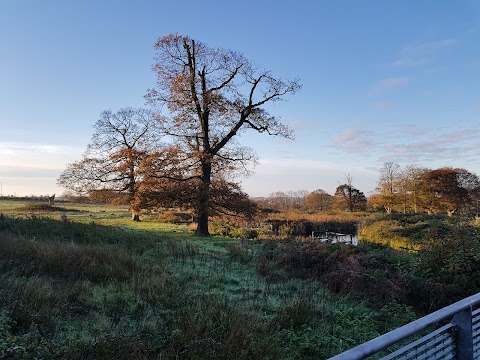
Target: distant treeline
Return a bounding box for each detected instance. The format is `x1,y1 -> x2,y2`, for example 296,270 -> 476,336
0,196 -> 66,203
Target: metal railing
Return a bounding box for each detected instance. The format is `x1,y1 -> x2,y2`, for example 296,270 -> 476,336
329,292 -> 480,360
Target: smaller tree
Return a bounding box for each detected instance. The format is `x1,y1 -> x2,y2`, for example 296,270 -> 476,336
399,165 -> 427,213
57,108 -> 161,221
333,176 -> 367,212
303,189 -> 333,211
373,162 -> 401,214
418,167 -> 480,216
269,191 -> 289,210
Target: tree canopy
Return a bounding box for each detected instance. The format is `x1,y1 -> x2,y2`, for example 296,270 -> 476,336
304,189 -> 333,211
333,176 -> 367,212
57,107 -> 160,220
145,33 -> 301,235
369,163 -> 480,216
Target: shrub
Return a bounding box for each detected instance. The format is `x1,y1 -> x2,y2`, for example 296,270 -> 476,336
208,222 -> 244,238
278,224 -> 293,237
257,240 -> 413,307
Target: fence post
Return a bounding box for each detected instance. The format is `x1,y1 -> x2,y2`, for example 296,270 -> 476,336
451,306 -> 473,360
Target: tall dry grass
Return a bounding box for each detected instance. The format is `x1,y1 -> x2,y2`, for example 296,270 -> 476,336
0,233 -> 137,283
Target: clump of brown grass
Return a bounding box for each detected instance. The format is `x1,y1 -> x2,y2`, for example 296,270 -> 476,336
256,240 -> 410,305
0,234 -> 137,283
267,210 -> 376,223
21,203 -> 77,212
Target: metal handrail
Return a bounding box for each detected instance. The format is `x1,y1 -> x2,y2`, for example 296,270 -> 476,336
329,292 -> 480,360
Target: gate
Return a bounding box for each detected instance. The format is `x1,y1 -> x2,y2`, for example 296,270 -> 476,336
329,292 -> 480,359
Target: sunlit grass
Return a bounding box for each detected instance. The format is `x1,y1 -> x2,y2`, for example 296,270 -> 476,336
268,209 -> 380,222
0,202 -> 441,359
0,199 -> 28,211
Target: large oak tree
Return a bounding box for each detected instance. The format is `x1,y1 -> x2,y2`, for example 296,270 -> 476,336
145,33 -> 301,235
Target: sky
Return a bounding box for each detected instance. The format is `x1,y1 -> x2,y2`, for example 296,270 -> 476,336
0,1 -> 479,197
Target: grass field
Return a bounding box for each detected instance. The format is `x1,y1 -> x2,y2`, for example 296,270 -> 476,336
3,200 -> 477,359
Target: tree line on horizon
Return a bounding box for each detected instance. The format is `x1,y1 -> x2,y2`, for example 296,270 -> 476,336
370,162 -> 480,216
255,175 -> 368,213
256,162 -> 480,217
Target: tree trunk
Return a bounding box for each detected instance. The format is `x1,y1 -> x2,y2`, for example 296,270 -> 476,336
130,199 -> 141,221
128,165 -> 139,221
131,211 -> 140,221
195,162 -> 211,236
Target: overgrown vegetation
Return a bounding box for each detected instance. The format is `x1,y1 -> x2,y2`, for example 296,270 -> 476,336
1,202 -> 479,359
358,213 -> 480,310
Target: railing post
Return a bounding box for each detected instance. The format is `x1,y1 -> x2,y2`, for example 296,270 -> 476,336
451,306 -> 473,360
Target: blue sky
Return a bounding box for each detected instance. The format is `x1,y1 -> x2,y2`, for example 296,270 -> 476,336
0,1 -> 479,197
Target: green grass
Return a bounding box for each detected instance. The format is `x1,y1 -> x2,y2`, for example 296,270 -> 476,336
4,202 -> 467,359
0,199 -> 28,211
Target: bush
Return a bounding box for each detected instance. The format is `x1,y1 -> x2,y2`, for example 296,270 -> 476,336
358,214 -> 480,311
208,222 -> 244,238
257,240 -> 413,307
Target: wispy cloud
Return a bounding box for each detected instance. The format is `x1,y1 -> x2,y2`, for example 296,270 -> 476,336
392,39 -> 456,67
334,128 -> 376,151
333,124 -> 480,169
0,142 -> 69,154
1,165 -> 61,178
435,128 -> 478,143
245,123 -> 480,196
371,101 -> 397,109
0,141 -> 81,170
369,77 -> 409,96
241,158 -> 375,195
0,142 -> 83,196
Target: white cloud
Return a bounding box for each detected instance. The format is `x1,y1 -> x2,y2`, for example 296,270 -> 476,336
334,128 -> 376,150
242,121 -> 480,197
0,142 -> 80,168
392,57 -> 428,68
240,158 -> 377,196
392,39 -> 456,67
332,124 -> 480,172
371,101 -> 397,109
369,77 -> 409,96
0,141 -> 83,196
